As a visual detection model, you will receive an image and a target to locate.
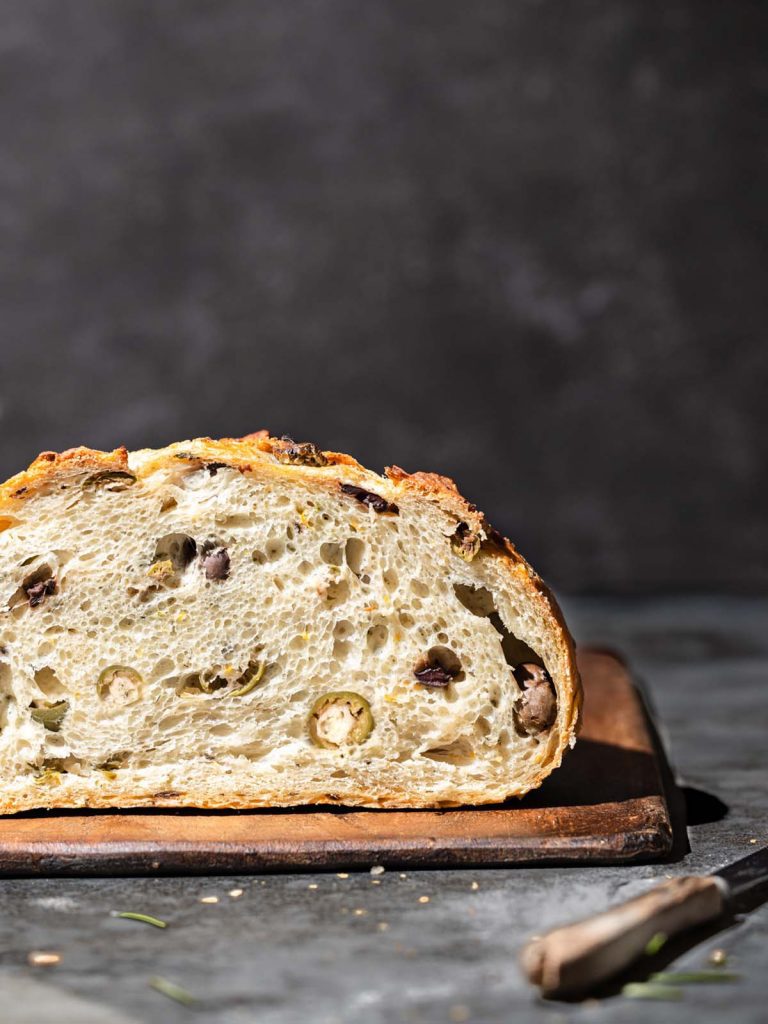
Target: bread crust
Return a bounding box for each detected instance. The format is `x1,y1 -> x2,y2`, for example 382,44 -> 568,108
0,432 -> 581,812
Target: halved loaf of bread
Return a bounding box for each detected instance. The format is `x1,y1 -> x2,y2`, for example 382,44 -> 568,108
0,433 -> 581,812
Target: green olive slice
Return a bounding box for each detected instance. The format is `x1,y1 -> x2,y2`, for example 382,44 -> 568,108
230,659 -> 265,697
308,691 -> 374,749
30,700 -> 69,732
83,470 -> 137,492
97,665 -> 143,704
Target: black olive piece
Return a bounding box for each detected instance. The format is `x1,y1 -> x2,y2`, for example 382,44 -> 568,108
414,664 -> 455,688
413,646 -> 463,688
340,483 -> 399,515
200,544 -> 230,581
513,663 -> 557,734
26,577 -> 56,608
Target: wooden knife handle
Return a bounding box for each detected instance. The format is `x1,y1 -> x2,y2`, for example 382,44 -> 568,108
520,875 -> 726,998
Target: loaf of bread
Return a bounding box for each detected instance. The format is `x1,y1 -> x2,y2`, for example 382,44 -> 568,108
0,433 -> 581,812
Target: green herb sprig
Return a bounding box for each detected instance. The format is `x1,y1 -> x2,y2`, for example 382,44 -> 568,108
112,911 -> 167,928
149,976 -> 197,1006
644,931 -> 667,956
622,982 -> 683,1001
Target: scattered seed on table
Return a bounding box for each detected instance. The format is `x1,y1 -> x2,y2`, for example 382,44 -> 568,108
370,865 -> 385,876
308,883 -> 318,890
28,951 -> 60,966
371,879 -> 381,885
199,896 -> 219,904
354,908 -> 367,916
470,881 -> 479,891
228,889 -> 244,899
709,949 -> 728,966
418,896 -> 430,904
337,872 -> 349,879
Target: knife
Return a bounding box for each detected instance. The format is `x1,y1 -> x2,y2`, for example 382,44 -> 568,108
520,845 -> 768,998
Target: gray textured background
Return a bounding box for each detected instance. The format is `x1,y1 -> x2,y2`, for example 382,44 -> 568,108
0,0 -> 765,591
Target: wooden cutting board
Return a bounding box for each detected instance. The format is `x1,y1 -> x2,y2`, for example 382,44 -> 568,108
0,650 -> 673,875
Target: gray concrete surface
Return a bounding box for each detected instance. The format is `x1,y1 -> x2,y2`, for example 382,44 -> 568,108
0,596 -> 765,1023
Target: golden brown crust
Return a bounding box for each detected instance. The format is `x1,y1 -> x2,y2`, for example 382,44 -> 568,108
0,431 -> 582,812
0,446 -> 130,507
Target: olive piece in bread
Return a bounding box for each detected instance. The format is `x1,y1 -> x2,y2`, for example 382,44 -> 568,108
308,691 -> 374,749
30,700 -> 69,732
97,666 -> 143,706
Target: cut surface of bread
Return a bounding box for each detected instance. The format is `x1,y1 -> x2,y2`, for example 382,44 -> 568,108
0,433 -> 581,813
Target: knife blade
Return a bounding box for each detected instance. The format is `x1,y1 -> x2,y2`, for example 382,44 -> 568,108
715,845 -> 768,906
521,846 -> 767,998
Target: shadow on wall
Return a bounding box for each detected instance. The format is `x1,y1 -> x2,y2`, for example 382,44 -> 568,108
0,1 -> 765,592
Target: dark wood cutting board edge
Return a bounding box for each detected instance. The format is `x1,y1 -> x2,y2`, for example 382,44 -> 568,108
0,650 -> 674,875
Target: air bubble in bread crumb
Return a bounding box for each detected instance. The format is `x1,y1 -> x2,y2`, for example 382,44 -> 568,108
366,623 -> 388,653
382,568 -> 398,590
320,542 -> 343,566
345,537 -> 365,574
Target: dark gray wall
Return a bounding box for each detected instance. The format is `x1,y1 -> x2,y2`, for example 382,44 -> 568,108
1,1 -> 766,591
